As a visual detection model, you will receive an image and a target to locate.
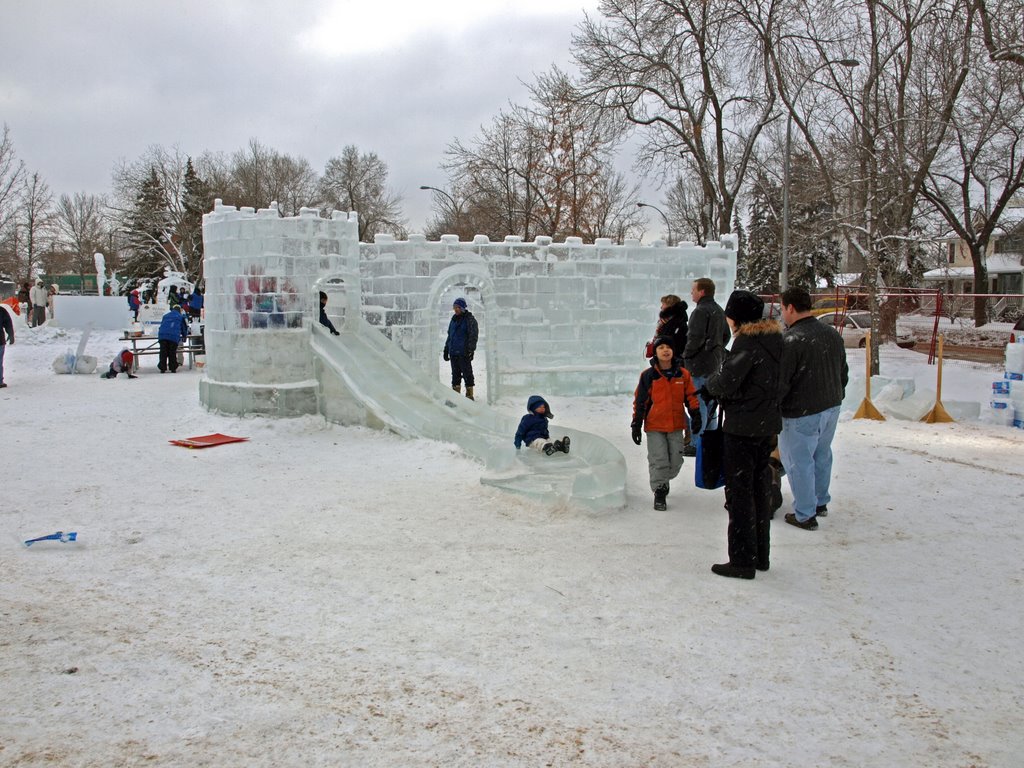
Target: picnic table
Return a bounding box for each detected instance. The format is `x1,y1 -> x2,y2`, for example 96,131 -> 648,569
121,332 -> 205,372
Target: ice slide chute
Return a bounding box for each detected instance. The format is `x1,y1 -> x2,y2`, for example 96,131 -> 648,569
310,321 -> 626,510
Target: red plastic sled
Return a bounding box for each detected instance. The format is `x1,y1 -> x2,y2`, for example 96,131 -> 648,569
169,433 -> 249,449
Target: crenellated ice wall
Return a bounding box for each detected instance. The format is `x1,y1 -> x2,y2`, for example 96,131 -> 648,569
199,201 -> 736,417
359,232 -> 736,400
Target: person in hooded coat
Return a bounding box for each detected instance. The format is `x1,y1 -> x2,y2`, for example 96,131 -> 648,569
704,290 -> 783,579
631,336 -> 702,511
128,289 -> 141,322
649,293 -> 689,359
513,395 -> 570,455
29,279 -> 49,327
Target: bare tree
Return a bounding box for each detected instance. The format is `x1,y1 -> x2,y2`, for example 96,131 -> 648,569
438,69 -> 645,243
55,192 -> 110,287
443,112 -> 546,241
320,146 -> 406,242
0,124 -> 25,242
11,172 -> 54,282
573,0 -> 779,237
972,0 -> 1024,67
215,139 -> 319,215
664,172 -> 717,245
266,154 -> 319,217
921,53 -> 1024,325
773,0 -> 973,373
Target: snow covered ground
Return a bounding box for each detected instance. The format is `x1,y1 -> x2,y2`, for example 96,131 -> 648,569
2,324 -> 1023,767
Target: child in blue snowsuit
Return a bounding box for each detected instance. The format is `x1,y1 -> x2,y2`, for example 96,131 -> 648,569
514,395 -> 570,455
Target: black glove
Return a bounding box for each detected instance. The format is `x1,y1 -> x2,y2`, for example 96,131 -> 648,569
688,408 -> 702,436
631,425 -> 643,445
331,329 -> 340,336
443,350 -> 450,361
468,351 -> 474,361
696,386 -> 710,401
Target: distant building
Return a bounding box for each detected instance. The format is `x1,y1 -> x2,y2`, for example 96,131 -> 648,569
922,207 -> 1024,300
42,273 -> 100,295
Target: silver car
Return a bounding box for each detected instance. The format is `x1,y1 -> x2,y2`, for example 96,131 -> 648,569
818,312 -> 916,349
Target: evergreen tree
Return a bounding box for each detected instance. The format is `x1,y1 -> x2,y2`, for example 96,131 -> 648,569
741,172 -> 781,293
181,157 -> 211,274
122,167 -> 171,283
787,153 -> 841,290
732,209 -> 747,288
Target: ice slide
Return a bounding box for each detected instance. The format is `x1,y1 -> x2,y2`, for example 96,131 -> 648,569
310,321 -> 627,510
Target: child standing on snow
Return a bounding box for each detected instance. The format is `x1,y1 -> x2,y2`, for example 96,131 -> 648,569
100,349 -> 138,379
514,395 -> 570,455
631,335 -> 702,510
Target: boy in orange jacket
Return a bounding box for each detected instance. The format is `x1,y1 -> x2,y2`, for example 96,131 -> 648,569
631,336 -> 702,510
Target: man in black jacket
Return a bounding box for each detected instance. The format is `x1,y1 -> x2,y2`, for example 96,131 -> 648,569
777,287 -> 850,531
682,278 -> 731,453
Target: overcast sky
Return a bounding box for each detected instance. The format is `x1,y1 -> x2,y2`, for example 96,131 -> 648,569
0,0 -> 670,236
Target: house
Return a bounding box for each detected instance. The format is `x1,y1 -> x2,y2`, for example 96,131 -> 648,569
922,206 -> 1024,297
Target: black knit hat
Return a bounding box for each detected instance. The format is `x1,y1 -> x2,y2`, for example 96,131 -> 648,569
652,335 -> 675,352
724,290 -> 764,327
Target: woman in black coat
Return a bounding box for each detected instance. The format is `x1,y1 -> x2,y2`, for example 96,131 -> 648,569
704,290 -> 783,580
650,294 -> 688,359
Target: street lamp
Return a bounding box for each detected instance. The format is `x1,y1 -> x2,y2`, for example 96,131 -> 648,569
637,201 -> 673,246
419,185 -> 457,211
420,185 -> 462,235
780,58 -> 859,291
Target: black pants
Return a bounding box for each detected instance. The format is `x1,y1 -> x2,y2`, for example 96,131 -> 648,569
723,433 -> 775,570
158,340 -> 179,373
449,354 -> 474,388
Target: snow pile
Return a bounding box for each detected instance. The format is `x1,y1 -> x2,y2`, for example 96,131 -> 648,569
2,328 -> 1023,766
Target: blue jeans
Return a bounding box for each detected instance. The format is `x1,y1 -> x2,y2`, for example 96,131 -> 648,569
779,406 -> 840,522
689,375 -> 719,435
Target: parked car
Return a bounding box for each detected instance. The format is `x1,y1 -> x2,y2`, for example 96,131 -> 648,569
818,311 -> 916,349
811,297 -> 850,316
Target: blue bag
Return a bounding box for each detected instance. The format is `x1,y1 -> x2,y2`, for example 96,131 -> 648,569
694,426 -> 726,490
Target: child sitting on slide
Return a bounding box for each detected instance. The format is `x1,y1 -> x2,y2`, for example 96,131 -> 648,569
514,395 -> 570,455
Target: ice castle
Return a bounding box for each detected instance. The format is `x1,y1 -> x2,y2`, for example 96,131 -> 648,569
200,200 -> 737,421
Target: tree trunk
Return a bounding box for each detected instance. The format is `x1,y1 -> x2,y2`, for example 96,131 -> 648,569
970,244 -> 989,327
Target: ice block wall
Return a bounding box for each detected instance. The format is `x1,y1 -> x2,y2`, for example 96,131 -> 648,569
200,201 -> 360,417
359,233 -> 737,399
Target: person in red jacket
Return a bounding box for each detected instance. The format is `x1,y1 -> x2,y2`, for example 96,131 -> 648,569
631,336 -> 702,510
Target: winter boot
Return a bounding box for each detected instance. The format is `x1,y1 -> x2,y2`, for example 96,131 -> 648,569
452,384 -> 461,394
558,436 -> 570,454
543,442 -> 556,456
784,513 -> 818,531
711,562 -> 756,580
653,484 -> 668,511
465,386 -> 474,400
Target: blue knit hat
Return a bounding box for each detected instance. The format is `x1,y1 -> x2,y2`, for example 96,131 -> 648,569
453,298 -> 468,310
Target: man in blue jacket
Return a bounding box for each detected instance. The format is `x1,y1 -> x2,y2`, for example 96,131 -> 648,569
443,297 -> 478,400
157,305 -> 189,373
